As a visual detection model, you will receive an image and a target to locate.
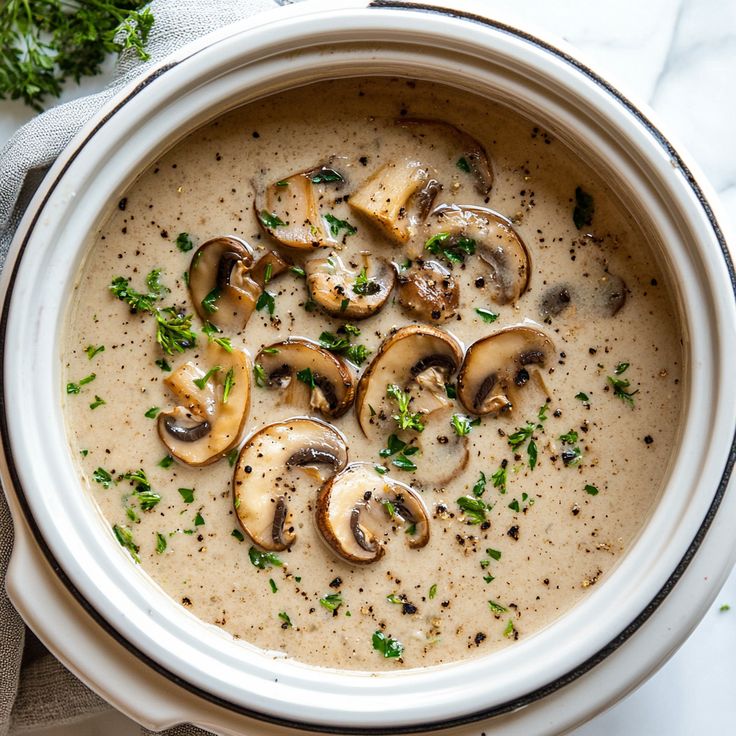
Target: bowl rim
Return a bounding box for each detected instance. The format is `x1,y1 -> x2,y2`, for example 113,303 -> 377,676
1,1 -> 735,732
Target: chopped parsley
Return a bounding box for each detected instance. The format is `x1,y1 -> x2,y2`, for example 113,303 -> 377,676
508,405 -> 548,469
451,413 -> 479,437
201,288 -> 220,314
320,593 -> 343,613
176,232 -> 194,252
194,512 -> 205,526
424,231 -> 476,265
193,365 -> 221,390
113,524 -> 140,563
573,186 -> 594,230
503,619 -> 517,639
178,488 -> 194,503
269,578 -> 278,593
89,395 -> 105,410
475,308 -> 498,323
144,407 -> 160,419
720,604 -> 731,613
256,290 -> 276,316
614,362 -> 630,375
278,611 -> 293,628
374,465 -> 387,475
387,384 -> 424,432
491,463 -> 507,494
123,469 -> 160,510
584,484 -> 599,496
559,430 -> 582,466
457,495 -> 489,524
456,156 -> 471,172
222,367 -> 235,403
290,265 -> 306,278
575,392 -> 589,402
391,454 -> 417,472
259,210 -> 285,228
339,298 -> 350,311
201,322 -> 233,352
311,168 -> 343,184
248,546 -> 283,569
231,528 -> 245,542
155,308 -> 197,355
92,467 -> 113,489
445,383 -> 457,399
253,363 -> 267,388
372,630 -> 403,659
508,492 -> 532,513
352,267 -> 380,296
263,263 -> 273,285
85,344 -> 105,360
67,373 -> 96,394
429,584 -> 438,599
488,600 -> 508,616
227,448 -> 239,467
296,367 -> 315,389
318,330 -> 370,366
324,213 -> 357,237
607,375 -> 638,407
158,455 -> 174,468
472,472 -> 487,497
156,358 -> 172,372
155,532 -> 167,554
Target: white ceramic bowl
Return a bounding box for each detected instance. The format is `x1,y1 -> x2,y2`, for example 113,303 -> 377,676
2,1 -> 735,733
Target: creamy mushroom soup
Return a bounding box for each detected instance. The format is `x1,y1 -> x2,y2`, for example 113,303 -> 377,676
63,77 -> 683,670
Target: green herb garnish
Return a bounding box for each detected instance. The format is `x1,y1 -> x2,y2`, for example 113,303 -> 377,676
352,267 -> 380,296
320,593 -> 343,612
456,156 -> 471,172
92,467 -> 113,488
296,367 -> 315,389
253,363 -> 267,388
158,455 -> 174,468
178,488 -> 194,503
201,322 -> 233,352
387,384 -> 424,432
113,523 -> 140,563
144,407 -> 160,419
155,308 -> 197,355
575,392 -> 589,402
278,611 -> 293,628
372,630 -> 403,659
472,472 -> 487,498
457,495 -> 489,524
425,231 -> 476,265
85,344 -> 104,360
488,600 -> 508,616
89,395 -> 105,410
176,232 -> 194,252
607,375 -> 638,407
290,265 -> 306,278
249,546 -> 283,569
155,358 -> 171,372
231,528 -> 245,542
491,464 -> 507,494
222,367 -> 235,403
193,365 -> 221,390
429,584 -> 437,599
201,288 -> 220,314
475,308 -> 498,323
155,532 -> 167,554
311,168 -> 343,184
259,210 -> 285,228
256,290 -> 276,316
584,484 -> 599,496
324,213 -> 357,238
451,413 -> 479,437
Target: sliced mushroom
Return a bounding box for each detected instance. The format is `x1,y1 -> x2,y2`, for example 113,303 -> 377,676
349,158 -> 438,243
598,271 -> 627,316
316,462 -> 430,564
305,253 -> 396,319
539,284 -> 573,319
407,407 -> 470,488
233,418 -> 348,551
397,259 -> 459,321
188,236 -> 262,332
256,166 -> 342,250
396,118 -> 493,194
256,338 -> 355,419
158,343 -> 251,466
355,325 -> 463,436
429,204 -> 530,304
251,250 -> 290,288
457,326 -> 555,416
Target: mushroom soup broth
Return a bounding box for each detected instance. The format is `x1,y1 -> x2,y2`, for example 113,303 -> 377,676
63,78 -> 683,670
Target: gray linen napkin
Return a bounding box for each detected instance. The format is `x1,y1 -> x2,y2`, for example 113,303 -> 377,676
0,1 -> 295,734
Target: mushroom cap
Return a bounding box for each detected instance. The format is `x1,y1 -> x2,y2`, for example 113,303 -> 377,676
407,406 -> 470,488
305,253 -> 396,320
250,250 -> 291,289
457,325 -> 555,416
349,158 -> 435,243
316,462 -> 430,565
256,167 -> 343,250
355,324 -> 464,436
429,204 -> 530,305
256,338 -> 356,419
157,343 -> 251,466
188,236 -> 261,333
396,117 -> 493,194
397,259 -> 459,322
234,418 -> 348,551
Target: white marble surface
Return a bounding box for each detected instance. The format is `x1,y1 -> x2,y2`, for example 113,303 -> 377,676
1,0 -> 734,734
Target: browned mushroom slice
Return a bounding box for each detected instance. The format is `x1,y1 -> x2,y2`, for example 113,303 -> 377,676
397,259 -> 459,322
396,118 -> 493,194
349,158 -> 437,243
305,253 -> 396,319
256,338 -> 355,419
158,343 -> 251,466
188,236 -> 261,332
457,326 -> 554,416
251,250 -> 290,288
233,418 -> 348,551
429,204 -> 530,305
408,407 -> 470,488
256,171 -> 332,250
355,325 -> 463,436
316,462 -> 429,564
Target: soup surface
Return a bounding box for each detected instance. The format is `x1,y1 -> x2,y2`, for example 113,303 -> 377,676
63,78 -> 683,671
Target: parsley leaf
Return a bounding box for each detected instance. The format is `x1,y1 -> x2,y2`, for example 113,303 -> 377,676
451,413 -> 479,437
425,232 -> 476,266
475,308 -> 499,323
457,495 -> 489,524
248,546 -> 283,569
92,467 -> 113,489
176,232 -> 194,252
259,210 -> 285,228
311,168 -> 343,184
193,365 -> 221,390
85,344 -> 105,360
320,593 -> 343,612
222,367 -> 235,403
113,523 -> 140,563
324,213 -> 357,237
256,290 -> 276,316
352,266 -> 380,296
584,484 -> 599,496
155,532 -> 167,554
472,471 -> 487,497
372,630 -> 403,658
607,375 -> 638,407
387,384 -> 424,432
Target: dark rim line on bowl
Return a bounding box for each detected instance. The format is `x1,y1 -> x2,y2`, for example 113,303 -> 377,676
1,3 -> 734,733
